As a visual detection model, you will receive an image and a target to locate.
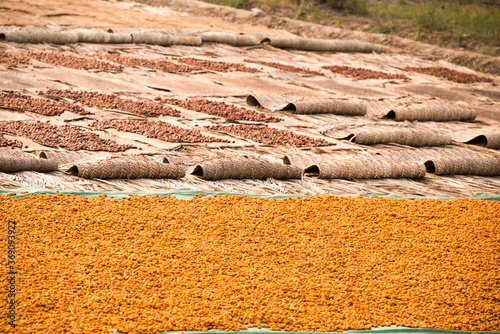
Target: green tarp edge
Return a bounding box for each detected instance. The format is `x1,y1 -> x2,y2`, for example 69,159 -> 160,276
0,186 -> 499,200
112,327 -> 500,334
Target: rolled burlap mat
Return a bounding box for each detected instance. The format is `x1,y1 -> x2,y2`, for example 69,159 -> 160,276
131,32 -> 202,46
107,33 -> 133,44
107,28 -> 202,35
424,156 -> 500,176
193,162 -> 216,181
246,94 -> 366,116
155,162 -> 185,179
260,37 -> 386,53
273,162 -> 303,179
254,159 -> 269,179
384,105 -> 477,122
221,159 -> 237,180
304,159 -> 426,179
70,28 -> 110,43
0,155 -> 58,173
66,158 -> 185,179
0,149 -> 26,158
200,31 -> 257,46
287,100 -> 367,115
351,128 -> 452,147
465,133 -> 500,149
0,28 -> 135,44
192,157 -> 302,180
65,28 -> 132,44
0,28 -> 203,45
0,30 -> 79,44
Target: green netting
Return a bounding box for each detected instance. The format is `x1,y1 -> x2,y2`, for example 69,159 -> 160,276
360,192 -> 500,201
112,327 -> 500,334
0,186 -> 304,200
1,186 -> 499,200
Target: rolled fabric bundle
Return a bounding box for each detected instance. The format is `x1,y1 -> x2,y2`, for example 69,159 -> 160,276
227,159 -> 248,179
246,94 -> 366,116
120,159 -> 138,179
165,34 -> 202,46
384,105 -> 477,122
0,149 -> 26,158
230,34 -> 258,47
60,28 -> 133,44
107,28 -> 201,35
145,160 -> 186,179
0,155 -> 58,173
131,32 -> 202,46
385,146 -> 489,164
192,157 -> 302,180
425,156 -> 500,176
273,162 -> 303,179
107,33 -> 133,44
200,31 -> 257,46
348,128 -> 452,147
464,133 -> 500,149
194,161 -> 217,180
96,28 -> 135,43
153,160 -> 184,178
260,37 -> 386,53
30,158 -> 60,172
66,158 -> 185,179
131,32 -> 163,45
0,30 -> 79,44
289,100 -> 366,115
304,159 -> 426,179
70,28 -> 109,43
107,28 -> 149,34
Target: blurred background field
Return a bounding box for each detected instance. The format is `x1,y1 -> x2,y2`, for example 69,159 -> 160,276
203,0 -> 500,57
